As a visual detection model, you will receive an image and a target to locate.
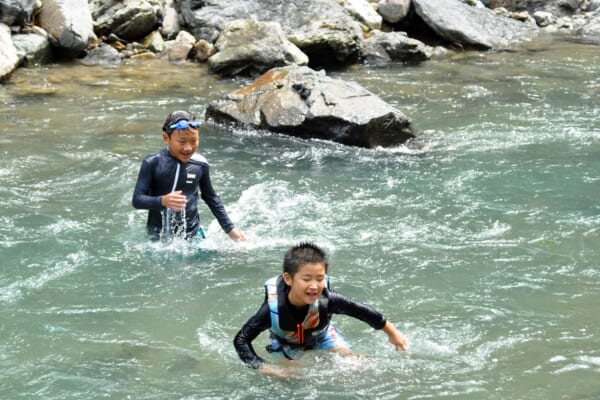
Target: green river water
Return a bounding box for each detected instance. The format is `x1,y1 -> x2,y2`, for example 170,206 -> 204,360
0,36 -> 599,399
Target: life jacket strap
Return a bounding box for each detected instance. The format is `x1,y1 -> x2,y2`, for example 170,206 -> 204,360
296,322 -> 305,344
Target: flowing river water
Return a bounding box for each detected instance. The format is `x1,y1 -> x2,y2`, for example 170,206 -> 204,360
1,36 -> 599,399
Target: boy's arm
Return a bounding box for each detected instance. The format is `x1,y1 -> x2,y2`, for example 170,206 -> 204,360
327,291 -> 387,329
328,291 -> 408,351
132,159 -> 163,210
233,301 -> 271,369
198,164 -> 235,233
382,320 -> 409,351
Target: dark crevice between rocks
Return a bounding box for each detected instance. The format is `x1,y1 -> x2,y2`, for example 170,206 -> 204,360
301,43 -> 360,70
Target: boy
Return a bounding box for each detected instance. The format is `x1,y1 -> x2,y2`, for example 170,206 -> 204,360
234,242 -> 408,377
132,110 -> 246,241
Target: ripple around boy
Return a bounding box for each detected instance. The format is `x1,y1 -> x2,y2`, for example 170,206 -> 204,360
132,110 -> 246,242
234,242 -> 408,378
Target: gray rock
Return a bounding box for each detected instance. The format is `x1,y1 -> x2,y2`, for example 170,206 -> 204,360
37,0 -> 96,56
588,0 -> 600,11
78,43 -> 121,65
161,0 -> 181,39
208,19 -> 308,77
159,30 -> 195,61
175,0 -> 365,66
533,11 -> 556,26
205,65 -> 419,148
377,0 -> 411,24
480,0 -> 516,10
362,30 -> 431,65
513,0 -> 585,16
0,0 -> 37,26
193,39 -> 214,62
287,19 -> 364,66
0,23 -> 20,79
89,0 -> 162,41
344,0 -> 382,30
143,30 -> 165,53
413,0 -> 539,49
579,9 -> 600,43
12,31 -> 52,66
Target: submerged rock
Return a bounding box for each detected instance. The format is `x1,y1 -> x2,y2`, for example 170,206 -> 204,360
205,65 -> 419,148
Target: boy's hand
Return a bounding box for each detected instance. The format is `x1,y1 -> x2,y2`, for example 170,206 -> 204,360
389,330 -> 408,351
228,227 -> 247,241
161,191 -> 187,211
259,364 -> 296,379
383,321 -> 409,351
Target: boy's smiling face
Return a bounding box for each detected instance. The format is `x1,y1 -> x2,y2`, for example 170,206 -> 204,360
283,262 -> 327,307
163,127 -> 199,163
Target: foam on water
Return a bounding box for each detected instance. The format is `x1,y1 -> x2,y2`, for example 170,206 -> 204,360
0,251 -> 88,304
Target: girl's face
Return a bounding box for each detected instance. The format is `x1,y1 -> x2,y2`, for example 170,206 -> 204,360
283,262 -> 327,307
163,128 -> 199,163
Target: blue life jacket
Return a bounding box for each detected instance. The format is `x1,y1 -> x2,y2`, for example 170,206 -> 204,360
264,275 -> 330,346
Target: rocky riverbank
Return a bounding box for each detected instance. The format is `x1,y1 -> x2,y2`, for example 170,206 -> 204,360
3,0 -> 599,79
2,0 -> 599,147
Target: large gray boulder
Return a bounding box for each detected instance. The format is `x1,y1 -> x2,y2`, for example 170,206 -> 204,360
205,65 -> 419,148
208,19 -> 308,77
37,0 -> 96,56
175,0 -> 365,66
0,23 -> 20,79
413,0 -> 539,49
89,0 -> 162,41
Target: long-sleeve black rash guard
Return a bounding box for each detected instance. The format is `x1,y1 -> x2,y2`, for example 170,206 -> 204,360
132,148 -> 234,239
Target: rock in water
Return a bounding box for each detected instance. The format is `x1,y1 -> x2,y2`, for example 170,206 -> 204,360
206,65 -> 419,148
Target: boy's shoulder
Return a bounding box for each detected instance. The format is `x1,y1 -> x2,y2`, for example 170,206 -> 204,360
189,153 -> 209,166
143,149 -> 164,163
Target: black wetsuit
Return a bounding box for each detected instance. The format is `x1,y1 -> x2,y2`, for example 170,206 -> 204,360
132,148 -> 234,240
233,276 -> 387,369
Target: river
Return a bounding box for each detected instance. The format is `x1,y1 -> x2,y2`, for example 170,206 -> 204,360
1,35 -> 599,399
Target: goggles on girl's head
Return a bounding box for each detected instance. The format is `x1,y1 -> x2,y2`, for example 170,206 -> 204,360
168,119 -> 201,131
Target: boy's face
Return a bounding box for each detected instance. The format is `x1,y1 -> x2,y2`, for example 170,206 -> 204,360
283,262 -> 327,307
163,127 -> 199,163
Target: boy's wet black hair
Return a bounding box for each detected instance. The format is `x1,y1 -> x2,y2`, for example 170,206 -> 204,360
283,242 -> 328,277
162,110 -> 196,135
